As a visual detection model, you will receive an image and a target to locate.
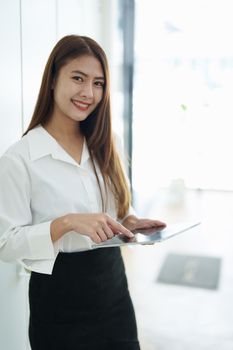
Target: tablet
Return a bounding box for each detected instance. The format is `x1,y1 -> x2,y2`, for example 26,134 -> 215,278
92,221 -> 201,249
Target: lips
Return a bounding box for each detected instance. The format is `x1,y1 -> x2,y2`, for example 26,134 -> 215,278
71,99 -> 91,111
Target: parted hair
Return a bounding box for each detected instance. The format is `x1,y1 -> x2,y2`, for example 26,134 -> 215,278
23,35 -> 131,219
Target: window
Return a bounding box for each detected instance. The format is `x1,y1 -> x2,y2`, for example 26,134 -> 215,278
133,0 -> 233,194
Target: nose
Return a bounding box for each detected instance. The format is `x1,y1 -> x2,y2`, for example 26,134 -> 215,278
79,81 -> 94,99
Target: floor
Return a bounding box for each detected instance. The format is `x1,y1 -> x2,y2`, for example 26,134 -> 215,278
121,188 -> 233,350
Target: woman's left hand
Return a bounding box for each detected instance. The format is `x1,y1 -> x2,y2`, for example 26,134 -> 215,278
122,215 -> 166,232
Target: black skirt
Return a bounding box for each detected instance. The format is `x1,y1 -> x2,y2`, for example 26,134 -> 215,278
29,247 -> 140,350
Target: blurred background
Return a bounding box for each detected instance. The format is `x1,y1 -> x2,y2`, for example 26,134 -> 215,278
0,0 -> 233,349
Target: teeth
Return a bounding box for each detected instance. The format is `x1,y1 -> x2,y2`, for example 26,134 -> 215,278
72,100 -> 89,108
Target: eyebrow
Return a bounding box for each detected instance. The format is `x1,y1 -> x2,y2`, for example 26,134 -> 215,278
71,70 -> 105,80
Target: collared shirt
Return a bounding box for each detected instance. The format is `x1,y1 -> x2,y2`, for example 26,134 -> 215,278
0,125 -> 134,274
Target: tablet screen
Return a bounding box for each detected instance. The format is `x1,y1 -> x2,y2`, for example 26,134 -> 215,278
94,221 -> 201,248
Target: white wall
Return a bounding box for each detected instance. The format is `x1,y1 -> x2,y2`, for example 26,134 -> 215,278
0,0 -> 22,155
0,1 -> 117,349
0,2 -> 29,349
21,0 -> 57,129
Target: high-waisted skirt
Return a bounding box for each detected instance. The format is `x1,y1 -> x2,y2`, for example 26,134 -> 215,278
29,247 -> 141,350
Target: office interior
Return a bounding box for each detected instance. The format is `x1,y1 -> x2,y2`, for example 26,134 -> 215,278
0,1 -> 233,349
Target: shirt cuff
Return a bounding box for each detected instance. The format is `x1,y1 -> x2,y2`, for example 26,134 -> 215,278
26,221 -> 56,259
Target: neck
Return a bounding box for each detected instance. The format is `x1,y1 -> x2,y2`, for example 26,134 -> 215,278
43,115 -> 82,142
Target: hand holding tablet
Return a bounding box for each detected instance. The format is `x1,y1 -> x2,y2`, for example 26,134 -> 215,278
92,221 -> 201,249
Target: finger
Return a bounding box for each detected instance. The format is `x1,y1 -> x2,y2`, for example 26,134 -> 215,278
152,220 -> 167,228
102,224 -> 114,239
107,219 -> 134,238
96,228 -> 108,242
91,234 -> 102,244
140,219 -> 166,228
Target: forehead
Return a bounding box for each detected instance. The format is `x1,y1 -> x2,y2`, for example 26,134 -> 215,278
62,55 -> 104,77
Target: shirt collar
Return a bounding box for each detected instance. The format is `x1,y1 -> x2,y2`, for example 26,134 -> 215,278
27,124 -> 90,166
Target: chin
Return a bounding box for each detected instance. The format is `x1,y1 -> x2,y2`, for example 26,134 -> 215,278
69,114 -> 90,122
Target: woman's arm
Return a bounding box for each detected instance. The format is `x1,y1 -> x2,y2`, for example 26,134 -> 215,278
50,213 -> 134,244
0,154 -> 134,265
0,155 -> 56,263
122,214 -> 166,231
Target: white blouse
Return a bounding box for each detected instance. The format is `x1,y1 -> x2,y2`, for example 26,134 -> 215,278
0,125 -> 134,274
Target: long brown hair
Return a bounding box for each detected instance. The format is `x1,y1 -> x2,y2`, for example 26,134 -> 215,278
23,35 -> 131,219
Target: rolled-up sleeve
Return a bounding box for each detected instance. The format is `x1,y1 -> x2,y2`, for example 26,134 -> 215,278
0,155 -> 56,265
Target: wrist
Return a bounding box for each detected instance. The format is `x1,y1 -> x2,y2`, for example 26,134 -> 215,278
62,213 -> 75,232
50,214 -> 73,242
122,215 -> 138,230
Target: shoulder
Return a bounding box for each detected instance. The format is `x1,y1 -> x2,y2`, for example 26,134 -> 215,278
0,135 -> 30,172
3,135 -> 29,157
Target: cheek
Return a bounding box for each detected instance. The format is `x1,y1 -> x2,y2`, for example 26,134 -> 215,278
95,90 -> 104,104
54,84 -> 71,106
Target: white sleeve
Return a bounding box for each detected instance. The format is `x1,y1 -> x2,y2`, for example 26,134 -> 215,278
113,132 -> 137,221
0,155 -> 56,265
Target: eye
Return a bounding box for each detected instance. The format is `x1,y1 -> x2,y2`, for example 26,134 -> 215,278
95,81 -> 105,87
72,76 -> 83,82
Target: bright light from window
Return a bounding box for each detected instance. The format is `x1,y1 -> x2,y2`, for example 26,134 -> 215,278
133,0 -> 233,195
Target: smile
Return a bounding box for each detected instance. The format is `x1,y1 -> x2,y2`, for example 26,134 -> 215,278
71,99 -> 91,111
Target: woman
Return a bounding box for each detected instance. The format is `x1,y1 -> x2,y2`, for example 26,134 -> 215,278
0,35 -> 166,350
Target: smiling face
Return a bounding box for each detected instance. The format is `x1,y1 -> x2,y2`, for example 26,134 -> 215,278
51,55 -> 105,124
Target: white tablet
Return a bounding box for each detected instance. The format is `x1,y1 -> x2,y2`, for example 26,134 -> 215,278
92,221 -> 201,249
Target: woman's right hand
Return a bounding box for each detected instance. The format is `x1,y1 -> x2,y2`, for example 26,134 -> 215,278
67,213 -> 134,244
